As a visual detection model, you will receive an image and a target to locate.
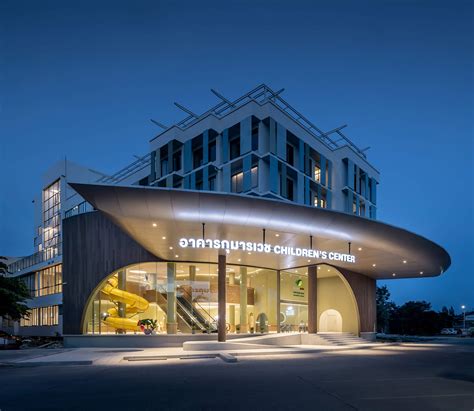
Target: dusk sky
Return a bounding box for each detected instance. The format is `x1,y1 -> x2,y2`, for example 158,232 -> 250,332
1,0 -> 472,311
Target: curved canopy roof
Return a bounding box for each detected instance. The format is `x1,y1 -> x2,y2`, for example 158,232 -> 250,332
70,183 -> 451,280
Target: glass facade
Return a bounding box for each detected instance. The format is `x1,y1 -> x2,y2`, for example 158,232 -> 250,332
43,180 -> 61,259
81,262 -> 358,336
83,262 -> 278,335
22,264 -> 62,297
20,305 -> 60,327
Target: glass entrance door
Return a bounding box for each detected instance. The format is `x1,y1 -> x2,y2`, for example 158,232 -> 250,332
280,270 -> 308,332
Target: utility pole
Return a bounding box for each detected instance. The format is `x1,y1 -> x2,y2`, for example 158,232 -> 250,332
461,305 -> 466,332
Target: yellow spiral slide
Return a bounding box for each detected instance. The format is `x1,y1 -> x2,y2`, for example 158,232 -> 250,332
101,276 -> 150,331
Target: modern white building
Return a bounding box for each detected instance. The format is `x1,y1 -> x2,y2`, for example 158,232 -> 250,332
2,85 -> 449,344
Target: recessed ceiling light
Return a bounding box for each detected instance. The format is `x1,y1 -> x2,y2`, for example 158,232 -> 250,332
248,252 -> 251,255
275,234 -> 280,237
317,266 -> 321,270
162,236 -> 166,240
392,273 -> 396,277
196,268 -> 200,271
169,246 -> 173,250
372,263 -> 376,267
327,269 -> 330,272
420,271 -> 423,275
358,247 -> 362,251
175,254 -> 179,258
403,260 -> 407,264
237,259 -> 241,262
307,259 -> 311,262
152,223 -> 157,227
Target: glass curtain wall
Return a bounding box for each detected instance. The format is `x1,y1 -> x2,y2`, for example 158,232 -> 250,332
42,180 -> 61,259
280,269 -> 308,332
83,262 -> 278,335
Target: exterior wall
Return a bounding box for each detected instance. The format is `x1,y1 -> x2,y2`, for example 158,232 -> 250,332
317,276 -> 359,335
62,210 -> 370,337
338,267 -> 377,333
148,101 -> 379,218
62,211 -> 159,335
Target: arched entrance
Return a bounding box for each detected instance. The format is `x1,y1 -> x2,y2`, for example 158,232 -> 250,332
319,309 -> 343,332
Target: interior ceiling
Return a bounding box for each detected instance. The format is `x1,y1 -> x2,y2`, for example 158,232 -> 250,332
70,183 -> 451,280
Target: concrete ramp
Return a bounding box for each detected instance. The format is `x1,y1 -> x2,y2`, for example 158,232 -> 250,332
183,332 -> 374,351
183,333 -> 302,351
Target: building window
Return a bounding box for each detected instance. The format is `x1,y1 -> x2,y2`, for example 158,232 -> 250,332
22,265 -> 63,297
352,199 -> 357,214
160,158 -> 168,176
286,178 -> 294,201
231,171 -> 243,193
172,151 -> 182,171
252,123 -> 259,151
208,140 -> 216,162
196,180 -> 203,190
314,166 -> 321,183
209,176 -> 216,191
251,166 -> 258,188
193,147 -> 203,168
20,305 -> 59,327
230,138 -> 240,160
43,180 -> 61,260
321,198 -> 326,208
286,144 -> 295,166
359,202 -> 365,216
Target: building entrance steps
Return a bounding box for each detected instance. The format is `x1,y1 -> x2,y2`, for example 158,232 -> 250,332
316,332 -> 374,346
182,332 -> 376,351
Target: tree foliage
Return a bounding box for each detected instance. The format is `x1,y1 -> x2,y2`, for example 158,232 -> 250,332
376,286 -> 456,335
0,257 -> 31,321
376,285 -> 396,333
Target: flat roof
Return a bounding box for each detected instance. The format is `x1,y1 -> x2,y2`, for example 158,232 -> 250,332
70,183 -> 451,279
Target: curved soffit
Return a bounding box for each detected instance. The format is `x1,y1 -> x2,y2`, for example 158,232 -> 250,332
69,183 -> 451,280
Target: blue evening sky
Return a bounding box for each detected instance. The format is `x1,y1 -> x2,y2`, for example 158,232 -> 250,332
1,0 -> 472,311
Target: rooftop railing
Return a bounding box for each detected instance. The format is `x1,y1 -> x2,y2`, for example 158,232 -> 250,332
152,84 -> 368,158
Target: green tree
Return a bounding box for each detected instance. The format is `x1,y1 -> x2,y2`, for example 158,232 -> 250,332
389,301 -> 443,335
376,285 -> 397,333
0,257 -> 30,321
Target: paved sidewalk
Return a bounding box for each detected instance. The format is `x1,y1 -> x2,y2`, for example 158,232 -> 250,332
0,343 -> 381,366
3,339 -> 471,367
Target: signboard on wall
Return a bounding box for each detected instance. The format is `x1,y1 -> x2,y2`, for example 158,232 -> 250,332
178,238 -> 356,263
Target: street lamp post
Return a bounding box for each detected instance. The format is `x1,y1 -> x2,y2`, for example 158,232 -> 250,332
461,305 -> 466,332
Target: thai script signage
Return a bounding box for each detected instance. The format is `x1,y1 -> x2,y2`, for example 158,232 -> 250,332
178,238 -> 355,263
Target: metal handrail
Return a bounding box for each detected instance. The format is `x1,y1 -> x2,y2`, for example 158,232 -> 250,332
96,153 -> 151,185
156,284 -> 216,332
153,84 -> 367,158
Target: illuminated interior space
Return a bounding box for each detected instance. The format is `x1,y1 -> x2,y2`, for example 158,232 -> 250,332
82,261 -> 358,336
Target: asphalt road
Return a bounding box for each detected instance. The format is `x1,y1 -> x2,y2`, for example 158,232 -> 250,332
1,341 -> 473,411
